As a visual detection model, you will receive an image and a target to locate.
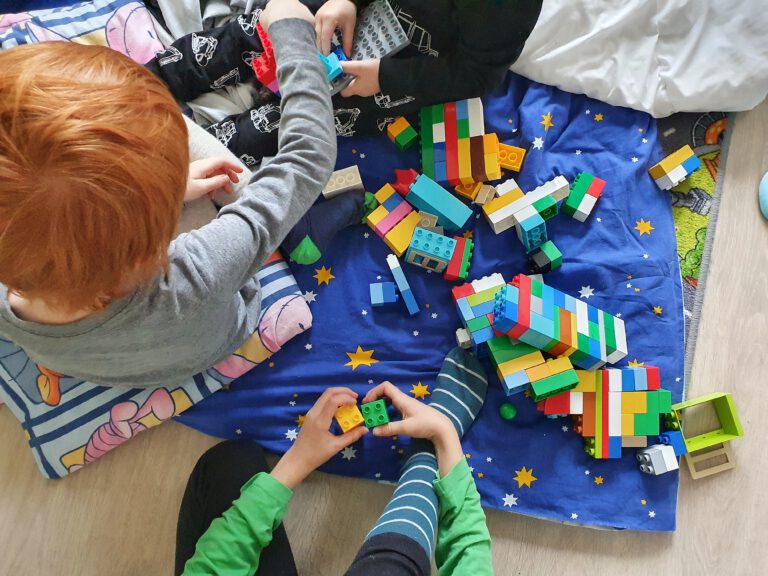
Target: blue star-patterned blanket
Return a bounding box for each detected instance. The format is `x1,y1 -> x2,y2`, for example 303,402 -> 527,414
178,73 -> 685,531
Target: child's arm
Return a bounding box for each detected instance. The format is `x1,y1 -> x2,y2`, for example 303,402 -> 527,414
182,387 -> 368,575
169,2 -> 337,295
342,0 -> 542,102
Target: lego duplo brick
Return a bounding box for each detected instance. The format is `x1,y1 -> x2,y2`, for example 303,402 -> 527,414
369,282 -> 398,307
648,145 -> 697,180
323,165 -> 364,199
405,174 -> 473,231
444,236 -> 473,282
484,176 -> 570,235
498,143 -> 526,172
383,211 -> 421,257
405,227 -> 457,272
335,404 -> 364,433
374,201 -> 413,238
360,399 -> 390,428
562,172 -> 605,221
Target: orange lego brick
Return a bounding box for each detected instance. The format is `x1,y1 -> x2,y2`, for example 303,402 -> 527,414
482,187 -> 524,218
498,144 -> 526,172
386,116 -> 410,142
455,181 -> 482,201
483,152 -> 502,181
525,363 -> 552,382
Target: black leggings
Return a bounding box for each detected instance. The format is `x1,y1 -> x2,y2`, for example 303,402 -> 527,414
175,440 -> 430,575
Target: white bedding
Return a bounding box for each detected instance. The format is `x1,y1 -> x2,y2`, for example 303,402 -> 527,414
511,0 -> 768,117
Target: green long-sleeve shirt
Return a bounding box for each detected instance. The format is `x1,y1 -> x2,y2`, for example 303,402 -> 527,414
182,459 -> 492,575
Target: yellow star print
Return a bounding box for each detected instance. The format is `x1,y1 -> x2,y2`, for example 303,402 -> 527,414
635,218 -> 654,236
344,346 -> 379,370
594,475 -> 604,485
297,414 -> 305,427
641,499 -> 647,505
628,359 -> 645,367
410,382 -> 430,400
313,266 -> 335,285
653,306 -> 663,315
594,113 -> 604,122
477,472 -> 485,479
540,112 -> 554,131
463,230 -> 473,240
634,288 -> 641,293
513,466 -> 537,488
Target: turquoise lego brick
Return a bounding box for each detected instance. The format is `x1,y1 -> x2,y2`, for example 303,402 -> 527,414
529,312 -> 555,339
517,213 -> 548,253
405,174 -> 473,231
406,227 -> 457,268
318,51 -> 343,81
361,399 -> 390,428
563,294 -> 578,313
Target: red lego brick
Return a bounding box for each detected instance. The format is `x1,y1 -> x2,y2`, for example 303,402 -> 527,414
508,276 -> 530,340
541,392 -> 571,415
451,283 -> 475,302
646,365 -> 661,390
586,176 -> 606,198
444,236 -> 466,282
444,103 -> 458,185
392,168 -> 419,196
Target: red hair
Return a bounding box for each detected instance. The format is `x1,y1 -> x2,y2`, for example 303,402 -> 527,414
0,42 -> 188,311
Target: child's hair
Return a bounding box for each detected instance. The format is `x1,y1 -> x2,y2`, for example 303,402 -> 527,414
0,42 -> 189,312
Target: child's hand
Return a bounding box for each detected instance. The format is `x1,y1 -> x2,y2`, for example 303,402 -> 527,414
315,0 -> 357,56
271,387 -> 368,489
361,381 -> 454,441
260,0 -> 314,32
340,59 -> 381,97
185,158 -> 243,202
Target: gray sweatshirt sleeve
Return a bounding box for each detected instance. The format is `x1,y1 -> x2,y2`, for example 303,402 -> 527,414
167,18 -> 336,297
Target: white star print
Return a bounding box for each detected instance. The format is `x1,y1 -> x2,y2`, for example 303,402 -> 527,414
585,109 -> 591,114
627,283 -> 632,288
289,400 -> 296,406
596,217 -> 602,222
571,513 -> 579,520
585,470 -> 590,475
431,312 -> 438,319
643,253 -> 649,259
391,445 -> 397,450
363,232 -> 370,239
642,138 -> 648,143
579,285 -> 595,299
360,153 -> 366,159
374,472 -> 381,478
469,466 -> 474,473
413,330 -> 420,336
575,149 -> 582,155
305,343 -> 313,351
285,429 -> 298,441
361,309 -> 368,316
341,446 -> 357,460
376,275 -> 382,280
532,136 -> 544,150
562,425 -> 569,432
648,510 -> 656,518
486,457 -> 493,463
616,313 -> 622,318
502,493 -> 518,507
303,291 -> 317,303
235,428 -> 242,435
631,157 -> 639,163
675,377 -> 681,382
475,213 -> 481,220
368,379 -> 374,384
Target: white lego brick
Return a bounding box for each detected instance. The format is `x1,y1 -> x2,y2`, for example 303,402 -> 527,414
608,391 -> 622,436
529,175 -> 570,202
484,175 -> 569,231
488,210 -> 516,234
467,98 -> 484,137
637,444 -> 678,475
530,295 -> 543,315
666,164 -> 688,186
323,165 -> 364,199
569,392 -> 583,414
575,299 -> 589,336
495,178 -> 521,196
606,316 -> 628,364
471,273 -> 506,293
661,444 -> 679,471
607,369 -> 622,391
654,173 -> 675,190
432,122 -> 446,143
573,194 -> 598,222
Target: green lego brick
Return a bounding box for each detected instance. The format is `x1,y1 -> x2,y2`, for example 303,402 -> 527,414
540,240 -> 562,268
458,239 -> 473,281
361,399 -> 390,428
562,172 -> 595,216
633,411 -> 660,436
533,195 -> 558,221
487,338 -> 538,365
587,321 -> 599,340
672,392 -> 744,452
466,314 -> 491,332
553,309 -> 561,341
645,390 -> 660,414
602,311 -> 617,355
466,286 -> 501,306
529,369 -> 579,401
421,147 -> 435,179
576,332 -> 591,354
395,126 -> 418,151
457,118 -> 470,139
657,389 -> 672,413
531,279 -> 543,298
432,104 -> 444,124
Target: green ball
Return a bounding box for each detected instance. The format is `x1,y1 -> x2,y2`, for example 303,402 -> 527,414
499,403 -> 517,420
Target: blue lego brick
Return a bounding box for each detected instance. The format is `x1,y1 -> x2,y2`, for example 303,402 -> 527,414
456,297 -> 474,323
493,298 -> 518,333
554,289 -> 565,309
369,282 -> 383,305
433,142 -> 446,163
406,174 -> 473,231
608,436 -> 623,458
621,367 -> 636,391
406,227 -> 457,269
456,99 -> 469,120
517,213 -> 548,253
633,367 -> 648,391
382,193 -> 404,212
587,305 -> 599,324
504,284 -> 519,303
659,431 -> 687,456
400,288 -> 420,316
501,370 -> 530,396
370,282 -> 398,307
529,312 -> 555,339
681,154 -> 701,175
331,45 -> 348,62
541,285 -> 555,320
563,294 -> 578,313
587,337 -> 601,361
319,51 -> 343,81
472,325 -> 496,345
434,162 -> 447,183
471,300 -> 495,317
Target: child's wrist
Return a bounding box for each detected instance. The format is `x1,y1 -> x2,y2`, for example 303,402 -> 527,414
270,449 -> 311,490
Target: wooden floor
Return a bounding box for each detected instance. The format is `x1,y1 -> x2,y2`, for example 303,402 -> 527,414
1,100 -> 766,575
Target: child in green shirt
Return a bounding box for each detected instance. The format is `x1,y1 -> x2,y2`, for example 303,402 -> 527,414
176,347 -> 493,575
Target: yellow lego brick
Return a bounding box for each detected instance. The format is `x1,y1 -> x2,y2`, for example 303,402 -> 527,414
383,211 -> 421,257
482,133 -> 500,154
366,204 -> 389,229
375,183 -> 397,204
498,144 -> 526,172
525,363 -> 551,382
458,138 -> 473,185
546,357 -> 574,375
621,391 -> 647,414
648,145 -> 695,180
572,370 -> 598,392
482,187 -> 525,218
621,413 -> 635,436
484,153 -> 502,181
498,351 -> 545,376
335,404 -> 364,433
454,181 -> 482,201
386,117 -> 410,142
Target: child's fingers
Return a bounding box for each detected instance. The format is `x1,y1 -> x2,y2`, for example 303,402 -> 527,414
335,425 -> 368,448
200,174 -> 232,195
339,59 -> 363,76
317,389 -> 359,422
372,420 -> 407,437
341,19 -> 354,57
361,381 -> 395,404
317,19 -> 334,55
340,78 -> 359,98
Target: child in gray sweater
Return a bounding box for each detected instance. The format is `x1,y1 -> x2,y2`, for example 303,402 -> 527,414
0,0 -> 334,388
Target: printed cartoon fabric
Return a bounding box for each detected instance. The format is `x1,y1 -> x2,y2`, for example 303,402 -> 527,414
179,73 -> 686,532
